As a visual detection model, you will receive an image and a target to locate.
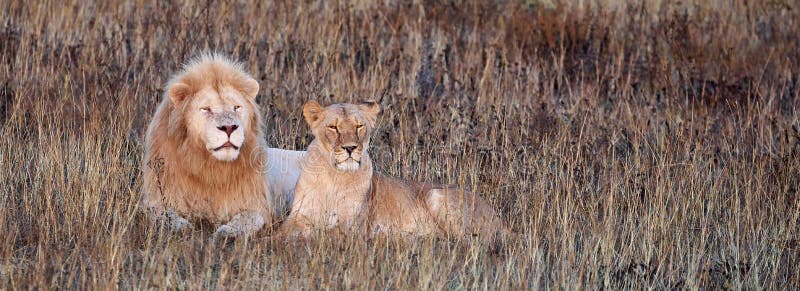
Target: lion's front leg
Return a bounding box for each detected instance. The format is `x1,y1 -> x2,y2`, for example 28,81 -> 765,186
141,167 -> 191,232
143,208 -> 192,232
142,197 -> 192,232
163,209 -> 191,232
214,211 -> 267,238
148,208 -> 191,232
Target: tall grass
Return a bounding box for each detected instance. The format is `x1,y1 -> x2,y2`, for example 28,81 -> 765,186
1,0 -> 798,289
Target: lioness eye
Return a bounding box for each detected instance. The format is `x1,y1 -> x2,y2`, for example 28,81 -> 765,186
328,125 -> 337,131
200,107 -> 211,113
356,124 -> 364,129
233,105 -> 241,112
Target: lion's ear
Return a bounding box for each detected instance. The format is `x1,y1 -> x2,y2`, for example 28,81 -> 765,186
358,100 -> 380,117
242,78 -> 260,99
168,82 -> 193,104
303,101 -> 324,125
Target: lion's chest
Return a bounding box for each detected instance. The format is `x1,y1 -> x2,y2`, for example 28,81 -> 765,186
165,172 -> 267,222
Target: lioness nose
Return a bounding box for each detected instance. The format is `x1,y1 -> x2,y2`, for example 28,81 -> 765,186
217,125 -> 238,136
342,145 -> 357,155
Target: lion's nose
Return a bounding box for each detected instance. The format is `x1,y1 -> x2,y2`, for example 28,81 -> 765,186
217,125 -> 238,136
342,145 -> 357,155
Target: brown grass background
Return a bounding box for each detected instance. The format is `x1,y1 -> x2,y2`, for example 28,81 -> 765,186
1,0 -> 799,289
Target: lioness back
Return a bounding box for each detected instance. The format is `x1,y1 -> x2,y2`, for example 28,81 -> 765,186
368,172 -> 439,235
424,187 -> 507,239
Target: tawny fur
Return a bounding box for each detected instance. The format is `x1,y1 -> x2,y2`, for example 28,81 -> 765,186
280,101 -> 506,240
141,53 -> 272,236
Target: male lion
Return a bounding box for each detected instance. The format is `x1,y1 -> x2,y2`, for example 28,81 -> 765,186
280,101 -> 506,240
141,53 -> 299,237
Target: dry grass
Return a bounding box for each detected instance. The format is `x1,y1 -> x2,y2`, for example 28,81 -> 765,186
1,0 -> 799,289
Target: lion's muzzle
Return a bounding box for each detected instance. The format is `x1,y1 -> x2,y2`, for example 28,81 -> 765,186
206,112 -> 245,162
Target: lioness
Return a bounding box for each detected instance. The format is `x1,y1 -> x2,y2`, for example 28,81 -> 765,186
280,101 -> 506,239
141,53 -> 301,237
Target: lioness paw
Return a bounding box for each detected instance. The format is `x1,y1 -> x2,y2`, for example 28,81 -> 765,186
280,229 -> 311,244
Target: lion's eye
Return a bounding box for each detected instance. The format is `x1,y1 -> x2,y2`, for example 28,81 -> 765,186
327,125 -> 337,131
233,105 -> 241,112
200,107 -> 211,113
356,124 -> 364,129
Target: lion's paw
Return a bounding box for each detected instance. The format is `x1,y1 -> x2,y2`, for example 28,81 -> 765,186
214,224 -> 240,238
165,209 -> 190,232
170,216 -> 190,232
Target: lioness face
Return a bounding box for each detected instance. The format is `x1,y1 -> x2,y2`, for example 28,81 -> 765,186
303,100 -> 380,171
185,86 -> 251,162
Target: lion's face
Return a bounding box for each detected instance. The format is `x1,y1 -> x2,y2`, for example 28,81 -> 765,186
164,57 -> 260,164
184,86 -> 253,162
303,101 -> 380,171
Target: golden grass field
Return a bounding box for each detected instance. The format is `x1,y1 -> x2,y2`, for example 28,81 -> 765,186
1,0 -> 799,289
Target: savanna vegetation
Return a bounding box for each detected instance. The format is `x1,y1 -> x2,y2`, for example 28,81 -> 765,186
1,0 -> 798,289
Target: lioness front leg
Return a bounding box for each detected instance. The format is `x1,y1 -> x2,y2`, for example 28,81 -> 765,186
277,214 -> 313,242
214,211 -> 266,238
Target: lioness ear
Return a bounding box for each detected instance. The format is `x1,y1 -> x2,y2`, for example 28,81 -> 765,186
168,82 -> 193,104
303,101 -> 324,125
241,77 -> 260,99
358,100 -> 380,117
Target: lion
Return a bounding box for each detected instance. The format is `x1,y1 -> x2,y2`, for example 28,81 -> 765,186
266,147 -> 305,217
279,101 -> 506,240
141,53 -> 300,237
